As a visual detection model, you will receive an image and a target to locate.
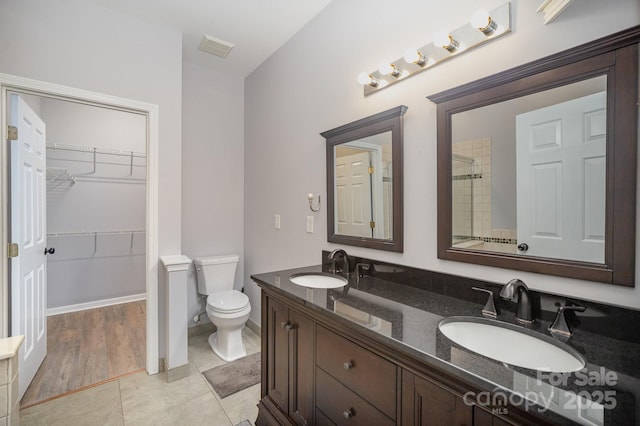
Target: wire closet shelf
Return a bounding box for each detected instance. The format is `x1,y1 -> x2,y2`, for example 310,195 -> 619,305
45,142 -> 147,193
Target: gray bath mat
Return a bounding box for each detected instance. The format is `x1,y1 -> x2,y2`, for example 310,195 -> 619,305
203,352 -> 261,398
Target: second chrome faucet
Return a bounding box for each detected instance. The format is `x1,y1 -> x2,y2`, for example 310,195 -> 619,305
500,278 -> 533,325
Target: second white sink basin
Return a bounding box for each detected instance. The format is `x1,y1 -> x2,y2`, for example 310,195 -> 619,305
438,316 -> 585,372
289,272 -> 348,289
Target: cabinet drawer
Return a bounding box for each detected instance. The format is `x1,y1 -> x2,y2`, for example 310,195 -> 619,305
316,326 -> 396,419
316,367 -> 394,426
315,408 -> 335,426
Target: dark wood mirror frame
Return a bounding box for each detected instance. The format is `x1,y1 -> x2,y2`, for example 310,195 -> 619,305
428,26 -> 639,286
322,105 -> 407,252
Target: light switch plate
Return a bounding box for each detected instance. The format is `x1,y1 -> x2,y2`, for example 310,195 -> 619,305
275,214 -> 281,230
306,216 -> 314,233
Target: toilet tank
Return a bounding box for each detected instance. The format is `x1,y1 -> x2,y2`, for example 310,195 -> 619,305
194,254 -> 239,295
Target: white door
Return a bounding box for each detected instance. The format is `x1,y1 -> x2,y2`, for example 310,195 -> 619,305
10,94 -> 47,398
335,151 -> 372,238
516,91 -> 606,263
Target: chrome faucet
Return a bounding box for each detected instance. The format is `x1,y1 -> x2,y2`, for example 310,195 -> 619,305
328,249 -> 350,279
500,278 -> 533,325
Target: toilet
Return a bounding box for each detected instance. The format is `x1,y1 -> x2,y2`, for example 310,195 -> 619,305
194,254 -> 251,362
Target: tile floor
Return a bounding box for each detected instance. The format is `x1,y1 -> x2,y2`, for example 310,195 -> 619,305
19,327 -> 262,426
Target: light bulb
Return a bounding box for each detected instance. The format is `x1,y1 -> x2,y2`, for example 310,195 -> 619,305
378,62 -> 393,75
434,32 -> 451,48
471,9 -> 497,34
357,73 -> 378,87
404,48 -> 426,66
434,31 -> 458,52
470,9 -> 490,28
378,62 -> 400,77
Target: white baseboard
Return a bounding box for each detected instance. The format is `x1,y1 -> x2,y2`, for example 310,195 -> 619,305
47,293 -> 147,316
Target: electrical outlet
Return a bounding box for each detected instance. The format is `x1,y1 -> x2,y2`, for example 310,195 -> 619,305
275,214 -> 281,229
306,216 -> 314,233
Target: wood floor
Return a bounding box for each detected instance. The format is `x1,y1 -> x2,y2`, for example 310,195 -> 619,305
20,300 -> 146,408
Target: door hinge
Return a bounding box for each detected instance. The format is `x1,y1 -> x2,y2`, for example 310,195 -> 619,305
370,221 -> 376,229
8,243 -> 19,258
368,166 -> 374,175
7,126 -> 18,141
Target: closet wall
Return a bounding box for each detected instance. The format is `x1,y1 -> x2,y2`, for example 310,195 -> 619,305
41,97 -> 147,312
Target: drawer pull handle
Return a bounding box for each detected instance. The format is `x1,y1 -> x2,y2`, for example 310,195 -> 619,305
280,321 -> 293,330
343,409 -> 354,419
343,361 -> 353,370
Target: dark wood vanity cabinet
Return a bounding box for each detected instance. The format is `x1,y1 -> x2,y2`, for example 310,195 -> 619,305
316,325 -> 397,425
257,289 -> 528,426
401,369 -> 472,425
401,370 -> 517,426
259,295 -> 315,426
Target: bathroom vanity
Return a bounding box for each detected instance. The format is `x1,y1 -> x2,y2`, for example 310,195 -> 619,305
252,255 -> 640,425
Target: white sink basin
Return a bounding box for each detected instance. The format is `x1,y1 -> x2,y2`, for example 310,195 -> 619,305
289,272 -> 348,289
438,317 -> 585,372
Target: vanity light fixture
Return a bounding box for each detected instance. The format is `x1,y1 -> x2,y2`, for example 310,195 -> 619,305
359,2 -> 511,96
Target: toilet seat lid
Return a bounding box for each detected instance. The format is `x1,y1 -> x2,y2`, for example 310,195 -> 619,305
207,290 -> 249,313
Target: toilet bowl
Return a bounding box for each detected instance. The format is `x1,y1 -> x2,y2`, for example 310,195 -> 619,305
205,290 -> 251,361
194,255 -> 252,362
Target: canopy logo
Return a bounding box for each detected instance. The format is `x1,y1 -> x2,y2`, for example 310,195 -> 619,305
463,367 -> 619,415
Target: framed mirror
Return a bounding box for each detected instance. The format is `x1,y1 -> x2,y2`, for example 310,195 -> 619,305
322,105 -> 407,252
428,26 -> 639,286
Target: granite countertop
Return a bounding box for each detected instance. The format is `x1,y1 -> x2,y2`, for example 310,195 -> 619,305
252,263 -> 640,426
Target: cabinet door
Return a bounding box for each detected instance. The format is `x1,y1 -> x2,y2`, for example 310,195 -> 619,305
289,308 -> 315,425
266,297 -> 290,413
402,370 -> 473,426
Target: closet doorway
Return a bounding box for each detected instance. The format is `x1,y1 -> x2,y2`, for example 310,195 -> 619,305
1,74 -> 160,406
13,93 -> 147,406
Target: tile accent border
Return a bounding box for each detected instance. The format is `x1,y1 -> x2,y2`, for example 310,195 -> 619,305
452,235 -> 517,245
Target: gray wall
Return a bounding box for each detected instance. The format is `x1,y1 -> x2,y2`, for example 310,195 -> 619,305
181,62 -> 245,327
0,0 -> 183,256
0,0 -> 183,355
42,98 -> 146,309
244,0 -> 640,325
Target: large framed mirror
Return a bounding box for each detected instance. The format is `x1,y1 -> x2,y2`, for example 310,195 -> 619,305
322,105 -> 407,252
428,26 -> 639,286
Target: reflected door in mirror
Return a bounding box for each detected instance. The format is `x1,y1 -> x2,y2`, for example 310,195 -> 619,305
450,76 -> 607,264
516,91 -> 606,263
334,134 -> 392,240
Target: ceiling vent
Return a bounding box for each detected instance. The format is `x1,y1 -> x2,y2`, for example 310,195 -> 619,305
198,34 -> 234,58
